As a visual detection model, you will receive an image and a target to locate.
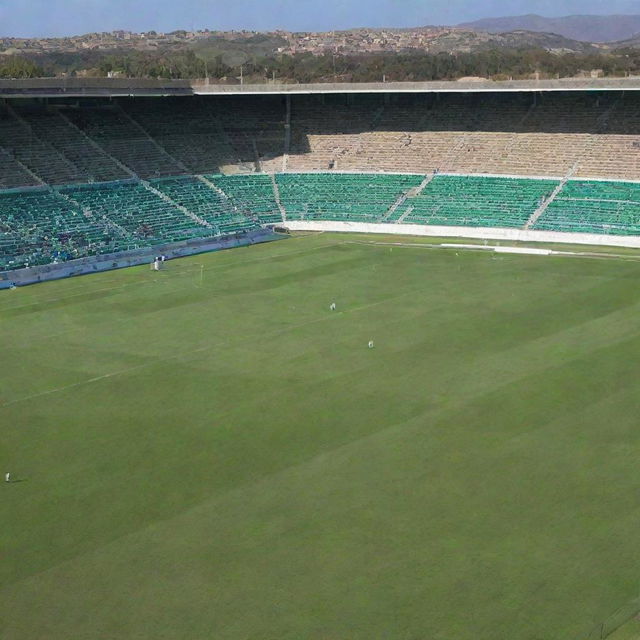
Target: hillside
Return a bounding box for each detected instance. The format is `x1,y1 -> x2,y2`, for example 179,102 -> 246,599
610,33 -> 640,49
190,34 -> 288,67
0,26 -> 623,79
421,29 -> 596,54
459,14 -> 640,43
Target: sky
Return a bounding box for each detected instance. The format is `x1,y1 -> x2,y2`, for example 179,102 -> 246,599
3,0 -> 640,38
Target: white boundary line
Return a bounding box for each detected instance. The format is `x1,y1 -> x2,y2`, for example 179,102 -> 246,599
284,220 -> 640,249
344,238 -> 640,262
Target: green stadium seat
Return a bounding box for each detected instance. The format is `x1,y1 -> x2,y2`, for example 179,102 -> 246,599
206,174 -> 283,225
152,176 -> 260,235
276,173 -> 423,222
395,175 -> 557,229
534,180 -> 640,235
61,182 -> 214,244
64,108 -> 186,179
0,189 -> 125,270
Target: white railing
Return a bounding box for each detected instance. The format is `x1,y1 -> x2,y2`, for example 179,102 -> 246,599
283,220 -> 640,249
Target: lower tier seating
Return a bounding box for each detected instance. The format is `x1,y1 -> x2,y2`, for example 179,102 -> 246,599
0,189 -> 123,270
5,172 -> 640,272
277,173 -> 423,222
534,179 -> 640,235
151,176 -> 259,235
396,175 -> 558,228
207,174 -> 283,224
61,182 -> 213,244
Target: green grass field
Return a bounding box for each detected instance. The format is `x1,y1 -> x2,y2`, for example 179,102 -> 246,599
2,232 -> 640,639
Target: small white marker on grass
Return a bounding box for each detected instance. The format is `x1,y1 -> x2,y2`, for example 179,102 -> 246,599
368,341 -> 374,349
5,472 -> 10,483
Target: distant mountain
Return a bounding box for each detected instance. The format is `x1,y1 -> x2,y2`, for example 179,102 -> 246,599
458,14 -> 640,43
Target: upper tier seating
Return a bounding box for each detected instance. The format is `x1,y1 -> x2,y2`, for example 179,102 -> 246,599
0,149 -> 41,190
534,180 -> 640,235
0,108 -> 83,185
151,176 -> 259,235
121,98 -> 236,174
64,107 -> 186,179
212,97 -> 285,174
121,97 -> 285,175
277,173 -> 423,222
286,93 -> 640,180
5,93 -> 640,187
207,174 -> 283,224
396,175 -> 558,228
14,107 -> 129,183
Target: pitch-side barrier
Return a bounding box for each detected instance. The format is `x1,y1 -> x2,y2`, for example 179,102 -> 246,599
0,228 -> 283,289
283,220 -> 640,249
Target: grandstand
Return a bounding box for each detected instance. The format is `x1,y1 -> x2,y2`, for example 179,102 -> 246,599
13,106 -> 130,184
4,90 -> 640,275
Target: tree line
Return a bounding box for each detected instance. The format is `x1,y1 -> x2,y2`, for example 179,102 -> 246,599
3,47 -> 640,82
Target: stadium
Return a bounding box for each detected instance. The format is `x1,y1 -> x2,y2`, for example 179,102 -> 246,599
2,78 -> 640,639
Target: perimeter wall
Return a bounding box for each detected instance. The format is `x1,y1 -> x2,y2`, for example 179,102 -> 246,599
0,229 -> 281,289
283,221 -> 640,249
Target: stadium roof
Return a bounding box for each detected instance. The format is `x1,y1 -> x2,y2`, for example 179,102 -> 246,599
4,76 -> 640,98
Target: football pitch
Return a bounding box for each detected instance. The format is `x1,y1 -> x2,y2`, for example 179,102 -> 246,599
2,232 -> 640,639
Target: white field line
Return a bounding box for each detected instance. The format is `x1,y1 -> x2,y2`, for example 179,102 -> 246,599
0,269 -> 460,411
0,364 -> 155,410
343,239 -> 640,262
